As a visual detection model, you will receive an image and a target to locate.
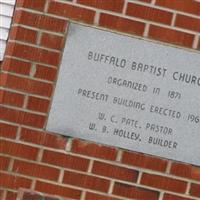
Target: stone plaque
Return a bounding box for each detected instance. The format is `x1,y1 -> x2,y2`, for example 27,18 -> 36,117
46,23 -> 200,166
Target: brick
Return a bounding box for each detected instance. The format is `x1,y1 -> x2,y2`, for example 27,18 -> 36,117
34,65 -> 57,82
190,183 -> 200,198
122,151 -> 167,172
141,173 -> 187,193
40,33 -> 64,50
9,26 -> 38,44
20,128 -> 67,149
0,122 -> 17,138
0,139 -> 39,160
77,0 -> 124,13
92,161 -> 138,182
85,192 -> 120,200
13,10 -> 67,33
198,39 -> 200,50
138,0 -> 152,2
0,73 -> 7,87
0,190 -> 3,200
6,42 -> 60,66
149,25 -> 194,48
45,197 -> 62,200
2,58 -> 31,75
0,90 -> 25,107
5,191 -> 17,200
0,106 -> 46,128
156,0 -> 200,16
113,182 -> 159,200
21,191 -> 43,200
35,180 -> 81,199
42,150 -> 89,171
1,73 -> 53,97
0,172 -> 31,190
170,162 -> 200,181
20,190 -> 62,200
27,96 -> 50,113
175,14 -> 200,32
163,193 -> 193,200
126,3 -> 172,24
21,191 -> 63,200
72,139 -> 117,160
13,160 -> 60,181
0,155 -> 10,170
44,197 -> 61,200
99,13 -> 145,36
63,170 -> 110,192
48,1 -> 95,24
17,0 -> 46,11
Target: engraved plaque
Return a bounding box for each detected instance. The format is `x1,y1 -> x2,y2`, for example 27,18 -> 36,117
46,23 -> 200,166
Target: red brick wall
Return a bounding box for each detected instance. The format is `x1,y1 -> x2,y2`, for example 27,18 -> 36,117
0,0 -> 200,200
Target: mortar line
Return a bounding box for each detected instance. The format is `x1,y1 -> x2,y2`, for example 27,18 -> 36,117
193,34 -> 199,49
171,13 -> 177,27
122,0 -> 128,15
